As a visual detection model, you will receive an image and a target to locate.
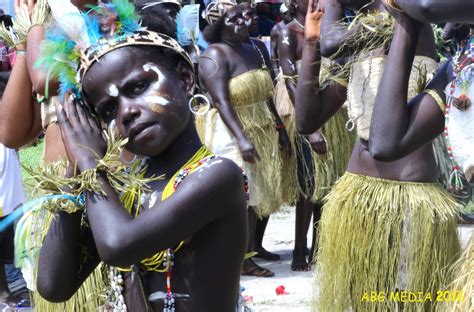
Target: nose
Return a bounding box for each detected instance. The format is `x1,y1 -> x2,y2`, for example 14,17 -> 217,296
118,99 -> 141,129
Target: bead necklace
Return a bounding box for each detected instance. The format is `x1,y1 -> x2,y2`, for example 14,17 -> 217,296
444,35 -> 473,196
250,39 -> 267,69
292,18 -> 304,30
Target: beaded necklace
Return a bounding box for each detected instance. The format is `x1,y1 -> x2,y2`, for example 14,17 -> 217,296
445,35 -> 473,195
292,18 -> 304,30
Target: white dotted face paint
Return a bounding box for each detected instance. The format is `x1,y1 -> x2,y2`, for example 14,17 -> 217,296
282,36 -> 290,46
143,63 -> 165,90
106,84 -> 119,97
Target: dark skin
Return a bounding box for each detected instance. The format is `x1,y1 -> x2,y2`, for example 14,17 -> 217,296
240,3 -> 282,263
37,47 -> 247,311
368,1 -> 474,185
296,0 -> 439,183
396,0 -> 474,24
270,9 -> 294,76
199,6 -> 292,276
277,0 -> 325,271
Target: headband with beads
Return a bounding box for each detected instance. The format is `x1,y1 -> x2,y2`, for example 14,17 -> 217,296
37,0 -> 193,98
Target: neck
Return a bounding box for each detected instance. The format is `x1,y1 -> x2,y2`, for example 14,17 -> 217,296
295,13 -> 305,25
221,36 -> 244,48
148,121 -> 203,178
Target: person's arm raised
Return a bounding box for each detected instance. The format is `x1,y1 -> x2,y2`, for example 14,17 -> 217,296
396,0 -> 474,24
295,0 -> 345,135
369,0 -> 447,161
198,46 -> 260,163
0,53 -> 42,148
54,96 -> 246,268
319,0 -> 360,58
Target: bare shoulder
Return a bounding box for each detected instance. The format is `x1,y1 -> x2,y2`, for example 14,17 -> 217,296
179,156 -> 246,208
201,43 -> 229,59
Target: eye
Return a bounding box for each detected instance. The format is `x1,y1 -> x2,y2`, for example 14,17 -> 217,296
131,80 -> 151,96
97,103 -> 117,121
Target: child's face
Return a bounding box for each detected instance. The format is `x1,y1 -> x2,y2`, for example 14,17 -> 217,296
82,47 -> 194,157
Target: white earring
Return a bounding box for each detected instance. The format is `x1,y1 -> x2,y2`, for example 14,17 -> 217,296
188,94 -> 211,116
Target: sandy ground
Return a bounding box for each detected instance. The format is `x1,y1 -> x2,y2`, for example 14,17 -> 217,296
240,209 -> 474,312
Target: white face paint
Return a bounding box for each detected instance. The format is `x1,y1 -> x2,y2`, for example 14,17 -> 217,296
143,63 -> 166,90
144,95 -> 170,106
244,19 -> 252,27
224,17 -> 241,34
106,83 -> 119,97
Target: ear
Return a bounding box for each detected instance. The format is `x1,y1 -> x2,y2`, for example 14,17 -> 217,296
177,61 -> 196,95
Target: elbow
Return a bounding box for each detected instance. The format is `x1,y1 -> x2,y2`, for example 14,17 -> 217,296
368,145 -> 401,162
295,111 -> 320,135
413,0 -> 438,22
96,235 -> 132,268
0,131 -> 26,149
296,121 -> 316,136
37,277 -> 77,303
320,39 -> 339,58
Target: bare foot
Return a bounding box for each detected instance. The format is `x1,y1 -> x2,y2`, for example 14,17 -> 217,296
291,249 -> 310,271
253,247 -> 280,261
241,259 -> 275,277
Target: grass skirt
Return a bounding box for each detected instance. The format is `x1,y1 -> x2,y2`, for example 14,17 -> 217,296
442,237 -> 473,311
313,172 -> 461,312
273,77 -> 354,203
196,103 -> 285,217
16,209 -> 107,311
311,108 -> 355,202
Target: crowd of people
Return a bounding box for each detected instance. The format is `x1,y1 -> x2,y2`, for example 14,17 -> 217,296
0,0 -> 472,311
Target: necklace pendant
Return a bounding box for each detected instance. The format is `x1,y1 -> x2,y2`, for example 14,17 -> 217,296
453,94 -> 471,110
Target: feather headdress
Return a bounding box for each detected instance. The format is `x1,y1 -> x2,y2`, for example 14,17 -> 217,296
37,0 -> 192,98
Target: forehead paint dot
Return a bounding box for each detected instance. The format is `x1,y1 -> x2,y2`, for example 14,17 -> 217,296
107,84 -> 119,97
143,63 -> 165,90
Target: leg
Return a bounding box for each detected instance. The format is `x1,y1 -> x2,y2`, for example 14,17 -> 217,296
292,196 -> 313,271
308,202 -> 323,265
253,216 -> 280,261
242,207 -> 274,277
0,265 -> 9,302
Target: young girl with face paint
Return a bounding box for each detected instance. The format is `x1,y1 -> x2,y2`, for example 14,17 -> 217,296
198,1 -> 292,277
296,0 -> 461,311
33,2 -> 247,311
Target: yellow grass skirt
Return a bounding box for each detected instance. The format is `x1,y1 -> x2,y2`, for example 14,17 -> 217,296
17,209 -> 107,311
273,76 -> 354,202
313,172 -> 461,312
196,103 -> 286,217
442,237 -> 473,312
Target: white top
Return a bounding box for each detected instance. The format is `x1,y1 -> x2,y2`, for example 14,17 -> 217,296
0,144 -> 25,216
445,64 -> 474,181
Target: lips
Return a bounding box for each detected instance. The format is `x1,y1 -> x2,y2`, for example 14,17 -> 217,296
129,122 -> 155,141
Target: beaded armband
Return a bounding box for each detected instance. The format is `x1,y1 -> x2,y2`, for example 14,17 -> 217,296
424,89 -> 446,113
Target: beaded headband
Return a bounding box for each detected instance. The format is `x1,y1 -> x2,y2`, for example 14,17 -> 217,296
203,0 -> 237,25
37,0 -> 193,97
141,0 -> 182,10
78,30 -> 194,87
